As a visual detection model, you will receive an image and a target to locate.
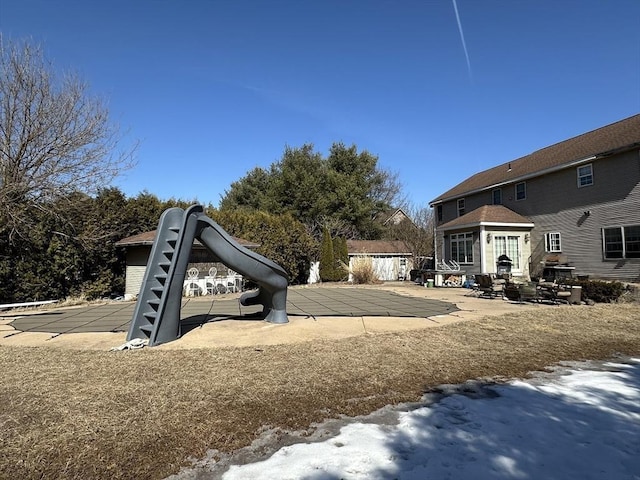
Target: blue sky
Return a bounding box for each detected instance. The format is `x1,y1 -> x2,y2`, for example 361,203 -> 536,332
2,0 -> 639,209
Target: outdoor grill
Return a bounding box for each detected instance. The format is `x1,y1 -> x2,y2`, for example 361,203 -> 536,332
496,254 -> 513,276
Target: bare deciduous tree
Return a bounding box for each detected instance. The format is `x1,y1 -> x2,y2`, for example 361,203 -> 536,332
0,37 -> 136,241
386,204 -> 435,269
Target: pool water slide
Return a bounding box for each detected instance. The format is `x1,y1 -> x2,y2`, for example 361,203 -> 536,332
127,205 -> 289,346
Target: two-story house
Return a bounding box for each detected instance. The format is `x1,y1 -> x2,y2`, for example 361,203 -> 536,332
429,114 -> 640,282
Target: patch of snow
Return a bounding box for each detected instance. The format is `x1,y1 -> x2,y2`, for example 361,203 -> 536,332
171,357 -> 640,480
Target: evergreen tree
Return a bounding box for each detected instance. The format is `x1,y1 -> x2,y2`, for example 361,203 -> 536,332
220,143 -> 402,240
333,237 -> 349,281
319,227 -> 335,282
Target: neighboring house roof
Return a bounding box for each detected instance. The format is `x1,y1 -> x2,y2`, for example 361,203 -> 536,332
430,114 -> 640,205
374,208 -> 412,226
347,239 -> 412,255
115,230 -> 260,248
439,205 -> 534,232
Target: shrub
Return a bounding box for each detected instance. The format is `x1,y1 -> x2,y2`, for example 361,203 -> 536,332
348,256 -> 381,285
617,284 -> 640,304
568,279 -> 626,303
212,209 -> 317,284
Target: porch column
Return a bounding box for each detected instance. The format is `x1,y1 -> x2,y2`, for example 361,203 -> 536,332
479,226 -> 487,273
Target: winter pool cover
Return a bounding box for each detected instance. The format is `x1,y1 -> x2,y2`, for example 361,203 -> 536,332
7,288 -> 458,334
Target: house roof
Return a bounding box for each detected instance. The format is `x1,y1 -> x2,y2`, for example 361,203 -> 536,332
438,205 -> 534,232
346,239 -> 412,255
115,230 -> 260,248
430,114 -> 640,205
373,208 -> 412,226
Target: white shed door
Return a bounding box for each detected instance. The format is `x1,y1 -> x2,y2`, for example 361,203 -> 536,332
373,257 -> 396,281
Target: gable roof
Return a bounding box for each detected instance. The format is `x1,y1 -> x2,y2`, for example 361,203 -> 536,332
439,205 -> 534,232
115,230 -> 260,248
373,208 -> 412,226
346,240 -> 411,255
430,114 -> 640,205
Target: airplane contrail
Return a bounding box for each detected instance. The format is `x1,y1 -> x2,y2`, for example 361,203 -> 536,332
452,0 -> 473,82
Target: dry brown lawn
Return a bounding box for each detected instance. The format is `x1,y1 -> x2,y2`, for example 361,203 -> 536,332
1,303 -> 639,479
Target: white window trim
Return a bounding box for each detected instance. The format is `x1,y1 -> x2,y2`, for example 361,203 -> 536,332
577,163 -> 593,188
515,182 -> 526,201
545,232 -> 562,253
450,232 -> 474,265
493,235 -> 522,272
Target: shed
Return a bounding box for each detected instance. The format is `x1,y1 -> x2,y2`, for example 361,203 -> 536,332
116,230 -> 259,299
346,240 -> 413,282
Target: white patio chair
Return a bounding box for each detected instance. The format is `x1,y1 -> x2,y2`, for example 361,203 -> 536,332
186,268 -> 200,296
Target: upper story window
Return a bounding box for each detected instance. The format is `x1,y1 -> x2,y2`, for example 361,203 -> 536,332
457,198 -> 465,217
515,182 -> 526,201
545,232 -> 562,252
492,188 -> 502,205
436,204 -> 443,223
577,164 -> 593,187
603,225 -> 640,259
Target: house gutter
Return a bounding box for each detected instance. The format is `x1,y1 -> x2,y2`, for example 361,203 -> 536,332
440,221 -> 535,233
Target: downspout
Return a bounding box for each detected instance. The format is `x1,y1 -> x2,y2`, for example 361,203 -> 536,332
433,225 -> 438,269
479,225 -> 487,273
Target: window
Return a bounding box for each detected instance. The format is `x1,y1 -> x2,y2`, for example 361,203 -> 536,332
494,235 -> 520,269
437,204 -> 443,223
492,188 -> 502,205
626,226 -> 640,258
545,232 -> 562,252
577,164 -> 593,187
604,225 -> 640,259
603,228 -> 623,258
515,182 -> 526,201
450,232 -> 473,264
457,198 -> 465,217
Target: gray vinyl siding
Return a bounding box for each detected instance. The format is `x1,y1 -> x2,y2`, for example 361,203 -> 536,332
501,150 -> 640,218
524,151 -> 640,281
436,148 -> 640,282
